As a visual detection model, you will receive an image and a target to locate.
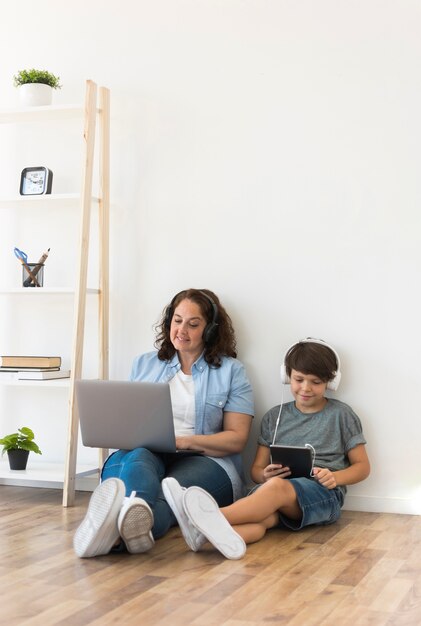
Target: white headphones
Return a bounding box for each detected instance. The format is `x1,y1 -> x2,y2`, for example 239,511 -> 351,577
280,337 -> 342,391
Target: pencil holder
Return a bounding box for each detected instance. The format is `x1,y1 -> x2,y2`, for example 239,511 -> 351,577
22,263 -> 44,287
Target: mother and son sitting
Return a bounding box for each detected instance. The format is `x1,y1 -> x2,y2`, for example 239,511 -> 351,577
74,288 -> 370,560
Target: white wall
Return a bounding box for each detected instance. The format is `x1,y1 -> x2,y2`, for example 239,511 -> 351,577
0,0 -> 420,513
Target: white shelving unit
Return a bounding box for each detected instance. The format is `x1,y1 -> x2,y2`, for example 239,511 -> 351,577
0,460 -> 99,490
0,80 -> 110,506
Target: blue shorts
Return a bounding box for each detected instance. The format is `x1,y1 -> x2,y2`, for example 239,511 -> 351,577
279,478 -> 344,530
248,477 -> 344,531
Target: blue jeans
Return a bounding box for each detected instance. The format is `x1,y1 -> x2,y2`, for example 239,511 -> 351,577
101,448 -> 233,539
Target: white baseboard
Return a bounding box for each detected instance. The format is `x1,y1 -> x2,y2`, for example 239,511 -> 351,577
343,494 -> 421,516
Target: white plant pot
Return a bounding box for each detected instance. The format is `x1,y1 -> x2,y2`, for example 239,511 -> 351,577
18,83 -> 53,107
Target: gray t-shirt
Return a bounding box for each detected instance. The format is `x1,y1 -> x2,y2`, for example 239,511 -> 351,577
258,398 -> 366,485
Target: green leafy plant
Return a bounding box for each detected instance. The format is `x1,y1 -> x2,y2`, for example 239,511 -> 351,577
0,427 -> 42,455
13,69 -> 62,90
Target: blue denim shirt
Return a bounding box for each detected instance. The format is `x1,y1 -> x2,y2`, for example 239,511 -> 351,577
130,351 -> 254,499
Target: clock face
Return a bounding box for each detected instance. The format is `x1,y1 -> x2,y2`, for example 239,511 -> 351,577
20,167 -> 52,195
23,170 -> 45,194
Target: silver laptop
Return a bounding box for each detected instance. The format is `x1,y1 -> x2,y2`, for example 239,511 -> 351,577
76,379 -> 197,453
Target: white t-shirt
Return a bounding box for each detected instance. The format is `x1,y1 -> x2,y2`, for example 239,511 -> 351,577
169,370 -> 195,436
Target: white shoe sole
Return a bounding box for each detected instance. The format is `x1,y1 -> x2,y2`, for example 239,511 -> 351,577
183,487 -> 246,560
162,477 -> 204,551
73,478 -> 125,558
118,500 -> 155,554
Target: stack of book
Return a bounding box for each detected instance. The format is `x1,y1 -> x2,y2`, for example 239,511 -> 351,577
0,356 -> 70,380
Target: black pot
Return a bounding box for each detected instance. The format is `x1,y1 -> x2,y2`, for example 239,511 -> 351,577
8,449 -> 29,470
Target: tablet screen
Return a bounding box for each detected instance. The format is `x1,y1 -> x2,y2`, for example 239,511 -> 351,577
269,444 -> 313,478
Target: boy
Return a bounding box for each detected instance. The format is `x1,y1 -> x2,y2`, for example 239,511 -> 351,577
162,338 -> 370,559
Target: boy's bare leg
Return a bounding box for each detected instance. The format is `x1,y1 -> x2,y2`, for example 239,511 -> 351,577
230,518 -> 278,544
220,478 -> 302,544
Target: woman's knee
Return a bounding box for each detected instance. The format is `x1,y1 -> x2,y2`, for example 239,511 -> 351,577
124,447 -> 158,464
101,447 -> 163,484
104,447 -> 159,471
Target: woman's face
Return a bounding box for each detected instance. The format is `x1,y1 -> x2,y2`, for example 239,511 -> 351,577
170,298 -> 207,361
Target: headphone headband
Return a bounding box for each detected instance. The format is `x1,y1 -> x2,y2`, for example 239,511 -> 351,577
280,337 -> 341,390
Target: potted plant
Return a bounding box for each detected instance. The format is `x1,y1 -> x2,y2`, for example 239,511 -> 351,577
0,426 -> 42,470
13,69 -> 62,106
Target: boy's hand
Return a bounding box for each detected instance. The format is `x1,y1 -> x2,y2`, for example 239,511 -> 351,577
263,463 -> 291,482
312,467 -> 337,489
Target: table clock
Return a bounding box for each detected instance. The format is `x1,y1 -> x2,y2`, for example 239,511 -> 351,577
20,166 -> 53,195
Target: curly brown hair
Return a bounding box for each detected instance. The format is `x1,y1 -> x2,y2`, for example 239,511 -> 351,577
154,288 -> 237,367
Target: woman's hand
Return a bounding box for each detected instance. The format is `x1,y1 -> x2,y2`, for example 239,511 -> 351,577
175,435 -> 200,451
176,412 -> 252,457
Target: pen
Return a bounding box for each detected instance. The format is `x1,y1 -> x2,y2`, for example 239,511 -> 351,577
14,247 -> 41,287
23,247 -> 50,287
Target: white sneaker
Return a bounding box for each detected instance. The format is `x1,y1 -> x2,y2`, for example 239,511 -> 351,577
162,477 -> 206,552
118,491 -> 155,554
183,486 -> 246,560
73,478 -> 125,558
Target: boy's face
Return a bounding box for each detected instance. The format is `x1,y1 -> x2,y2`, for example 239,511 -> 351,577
290,369 -> 328,414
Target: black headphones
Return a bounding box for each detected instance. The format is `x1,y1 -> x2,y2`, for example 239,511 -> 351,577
164,290 -> 219,345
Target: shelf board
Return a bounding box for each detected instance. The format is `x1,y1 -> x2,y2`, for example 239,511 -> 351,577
0,287 -> 100,295
0,104 -> 86,124
0,377 -> 71,388
0,194 -> 99,209
0,460 -> 99,491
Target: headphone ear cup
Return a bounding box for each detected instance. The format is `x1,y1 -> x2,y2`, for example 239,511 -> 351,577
280,364 -> 290,384
164,305 -> 172,331
327,371 -> 341,391
203,321 -> 218,345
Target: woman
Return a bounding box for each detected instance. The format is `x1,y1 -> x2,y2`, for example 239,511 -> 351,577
74,288 -> 254,558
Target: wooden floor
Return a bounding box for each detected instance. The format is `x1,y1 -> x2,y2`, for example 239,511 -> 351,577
1,486 -> 420,625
